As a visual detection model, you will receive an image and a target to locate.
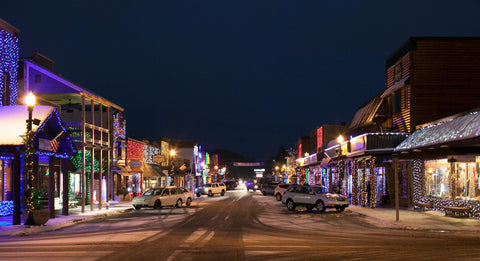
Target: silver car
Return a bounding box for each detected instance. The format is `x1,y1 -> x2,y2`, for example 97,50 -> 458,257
132,187 -> 193,209
281,184 -> 349,212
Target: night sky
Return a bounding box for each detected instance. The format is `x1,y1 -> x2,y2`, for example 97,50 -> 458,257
2,1 -> 480,161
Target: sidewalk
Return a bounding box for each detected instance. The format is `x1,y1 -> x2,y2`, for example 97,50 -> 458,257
348,205 -> 480,232
0,201 -> 134,237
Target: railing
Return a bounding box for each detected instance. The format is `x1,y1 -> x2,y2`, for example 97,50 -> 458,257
66,122 -> 110,147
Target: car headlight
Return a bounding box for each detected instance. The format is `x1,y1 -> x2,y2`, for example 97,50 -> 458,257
254,185 -> 258,189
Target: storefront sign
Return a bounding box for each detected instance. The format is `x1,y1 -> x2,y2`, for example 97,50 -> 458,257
153,154 -> 165,164
128,160 -> 142,168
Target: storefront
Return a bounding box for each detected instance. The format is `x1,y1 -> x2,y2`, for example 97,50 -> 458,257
395,109 -> 480,217
0,105 -> 76,222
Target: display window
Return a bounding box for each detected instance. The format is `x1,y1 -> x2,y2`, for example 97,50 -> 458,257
425,159 -> 480,200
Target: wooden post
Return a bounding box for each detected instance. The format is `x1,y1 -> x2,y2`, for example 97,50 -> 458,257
81,95 -> 85,213
90,99 -> 94,211
12,150 -> 21,225
394,157 -> 399,221
48,156 -> 55,218
62,158 -> 69,216
107,106 -> 111,206
99,104 -> 103,210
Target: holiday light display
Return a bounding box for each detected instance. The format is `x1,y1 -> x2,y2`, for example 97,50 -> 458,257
0,28 -> 19,106
361,159 -> 367,207
351,159 -> 358,205
369,157 -> 376,208
0,200 -> 13,216
70,150 -> 101,173
113,113 -> 126,160
412,159 -> 423,204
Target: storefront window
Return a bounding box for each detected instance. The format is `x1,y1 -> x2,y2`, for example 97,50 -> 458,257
424,159 -> 480,200
455,162 -> 479,200
425,160 -> 450,198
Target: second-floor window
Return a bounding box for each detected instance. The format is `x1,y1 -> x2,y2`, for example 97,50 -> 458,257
392,89 -> 402,114
394,63 -> 403,82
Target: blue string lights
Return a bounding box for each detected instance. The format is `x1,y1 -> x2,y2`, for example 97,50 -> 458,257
0,28 -> 19,106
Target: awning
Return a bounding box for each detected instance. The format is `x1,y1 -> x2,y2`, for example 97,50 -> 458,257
381,77 -> 410,99
395,109 -> 480,152
143,164 -> 165,178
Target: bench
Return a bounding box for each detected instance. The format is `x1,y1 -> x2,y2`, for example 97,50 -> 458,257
68,201 -> 78,208
445,206 -> 471,218
415,202 -> 432,211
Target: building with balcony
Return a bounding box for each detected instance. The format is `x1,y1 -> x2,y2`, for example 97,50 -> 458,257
18,54 -> 125,212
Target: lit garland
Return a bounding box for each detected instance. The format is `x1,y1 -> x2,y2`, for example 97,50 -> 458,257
351,159 -> 358,205
0,201 -> 13,216
412,159 -> 423,204
113,113 -> 126,159
0,28 -> 19,106
70,150 -> 101,173
337,160 -> 345,195
369,157 -> 376,208
23,125 -> 36,219
361,159 -> 367,207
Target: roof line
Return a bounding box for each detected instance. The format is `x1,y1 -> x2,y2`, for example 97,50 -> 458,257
24,59 -> 124,111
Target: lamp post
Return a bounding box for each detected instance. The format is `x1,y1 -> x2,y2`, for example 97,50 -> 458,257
24,92 -> 36,225
169,149 -> 176,186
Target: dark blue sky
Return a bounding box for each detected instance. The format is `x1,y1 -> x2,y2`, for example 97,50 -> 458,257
2,1 -> 480,161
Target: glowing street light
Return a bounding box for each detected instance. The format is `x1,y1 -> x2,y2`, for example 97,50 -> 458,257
24,92 -> 36,225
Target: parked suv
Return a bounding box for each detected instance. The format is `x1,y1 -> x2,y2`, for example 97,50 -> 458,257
195,183 -> 227,197
261,182 -> 279,196
274,183 -> 291,201
281,184 -> 349,212
132,187 -> 192,209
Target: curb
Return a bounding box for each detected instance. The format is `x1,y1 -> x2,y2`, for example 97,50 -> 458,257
2,207 -> 134,237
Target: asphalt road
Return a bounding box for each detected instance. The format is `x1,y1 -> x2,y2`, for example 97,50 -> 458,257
1,190 -> 480,260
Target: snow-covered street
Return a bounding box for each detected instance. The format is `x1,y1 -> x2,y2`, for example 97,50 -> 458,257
1,190 -> 480,260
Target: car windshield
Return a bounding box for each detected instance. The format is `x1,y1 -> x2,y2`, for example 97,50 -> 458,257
312,186 -> 328,194
144,188 -> 163,196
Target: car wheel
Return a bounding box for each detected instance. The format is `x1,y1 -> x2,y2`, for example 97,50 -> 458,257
154,200 -> 162,209
262,190 -> 267,196
208,190 -> 213,197
286,199 -> 296,211
336,206 -> 345,212
186,198 -> 192,206
221,190 -> 225,196
176,199 -> 182,208
196,193 -> 201,197
275,193 -> 282,201
316,200 -> 326,212
134,205 -> 141,210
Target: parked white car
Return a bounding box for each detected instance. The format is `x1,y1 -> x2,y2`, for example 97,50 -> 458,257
132,187 -> 193,209
195,183 -> 226,197
274,183 -> 291,201
281,184 -> 349,212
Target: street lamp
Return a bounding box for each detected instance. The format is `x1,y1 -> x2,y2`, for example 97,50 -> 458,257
24,92 -> 36,225
337,135 -> 344,156
169,149 -> 176,186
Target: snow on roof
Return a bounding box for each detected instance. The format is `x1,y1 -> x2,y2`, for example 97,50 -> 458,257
0,105 -> 54,146
395,110 -> 480,151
